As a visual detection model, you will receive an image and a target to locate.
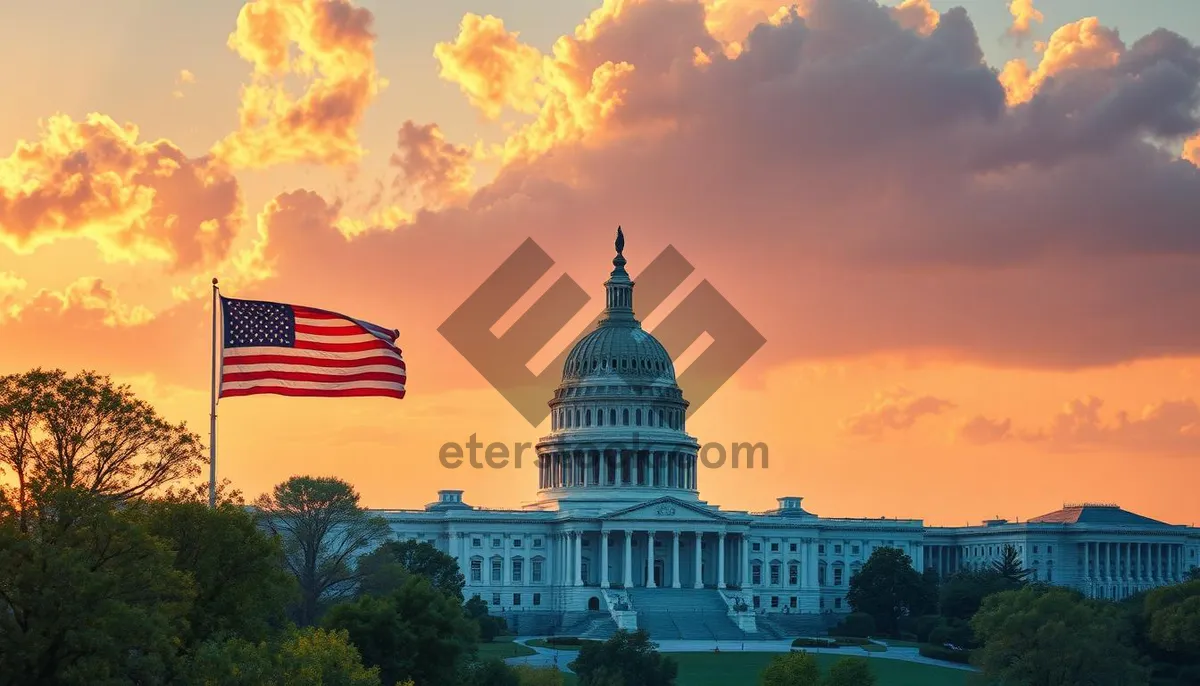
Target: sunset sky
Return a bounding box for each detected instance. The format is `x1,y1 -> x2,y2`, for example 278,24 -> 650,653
3,0 -> 1200,526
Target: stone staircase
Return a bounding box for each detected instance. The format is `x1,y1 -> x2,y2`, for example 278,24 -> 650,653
753,612 -> 831,640
500,612 -> 559,637
626,588 -> 748,641
557,611 -> 617,639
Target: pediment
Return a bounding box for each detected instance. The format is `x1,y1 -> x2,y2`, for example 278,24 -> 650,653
603,497 -> 728,522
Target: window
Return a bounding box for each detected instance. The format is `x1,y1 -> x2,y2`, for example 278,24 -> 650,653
610,409 -> 617,424
532,559 -> 543,583
770,543 -> 780,552
473,538 -> 482,548
623,409 -> 629,425
819,545 -> 825,554
492,559 -> 502,582
492,593 -> 501,606
636,409 -> 642,425
770,563 -> 780,585
492,538 -> 501,548
752,542 -> 761,552
752,564 -> 762,585
1047,546 -> 1053,554
834,544 -> 843,554
534,538 -> 543,548
1033,545 -> 1039,554
753,596 -> 761,608
788,564 -> 798,585
513,593 -> 521,606
513,539 -> 523,548
512,559 -> 523,583
471,560 -> 482,582
790,597 -> 798,608
834,597 -> 842,609
533,593 -> 541,606
771,596 -> 779,607
833,567 -> 844,586
818,564 -> 826,586
851,545 -> 860,555
790,543 -> 797,552
586,410 -> 592,426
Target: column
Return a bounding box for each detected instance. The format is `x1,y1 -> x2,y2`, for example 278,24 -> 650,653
1083,541 -> 1090,590
694,531 -> 704,588
503,534 -> 511,587
601,531 -> 610,588
1135,542 -> 1141,586
672,531 -> 681,588
623,530 -> 633,587
801,540 -> 809,588
717,532 -> 727,588
616,450 -> 624,485
574,532 -> 583,586
599,451 -> 608,486
646,531 -> 657,588
742,535 -> 751,588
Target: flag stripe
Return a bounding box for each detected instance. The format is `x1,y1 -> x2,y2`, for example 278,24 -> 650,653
219,297 -> 405,400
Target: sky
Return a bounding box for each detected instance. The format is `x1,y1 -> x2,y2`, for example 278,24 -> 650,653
2,0 -> 1200,527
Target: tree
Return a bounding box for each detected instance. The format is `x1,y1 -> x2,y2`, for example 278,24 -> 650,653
0,370 -> 205,503
1142,580 -> 1200,661
759,650 -> 820,686
323,576 -> 478,686
136,500 -> 296,649
255,476 -> 389,625
572,630 -> 677,686
465,595 -> 508,642
0,487 -> 195,685
938,569 -> 1018,621
459,658 -> 520,686
510,665 -> 565,686
845,547 -> 928,636
824,657 -> 875,686
971,586 -> 1149,686
990,543 -> 1033,584
359,539 -> 466,601
186,627 -> 382,686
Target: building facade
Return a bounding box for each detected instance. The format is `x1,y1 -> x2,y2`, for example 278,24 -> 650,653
374,234 -> 1200,637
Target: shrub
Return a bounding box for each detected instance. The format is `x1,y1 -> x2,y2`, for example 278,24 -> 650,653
760,651 -> 820,686
927,618 -> 974,649
831,613 -> 876,638
791,638 -> 836,648
825,656 -> 876,686
545,636 -> 582,646
511,665 -> 565,686
918,644 -> 973,665
913,615 -> 941,643
832,637 -> 872,647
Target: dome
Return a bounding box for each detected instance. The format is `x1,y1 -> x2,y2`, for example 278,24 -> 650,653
562,324 -> 676,383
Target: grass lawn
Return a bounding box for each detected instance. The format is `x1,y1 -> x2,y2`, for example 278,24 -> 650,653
526,639 -> 602,650
669,652 -> 970,686
476,637 -> 536,660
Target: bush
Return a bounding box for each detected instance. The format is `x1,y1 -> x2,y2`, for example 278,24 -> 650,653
511,664 -> 564,686
927,618 -> 974,649
760,651 -> 820,686
791,638 -> 836,648
918,644 -> 973,665
545,636 -> 582,646
831,613 -> 876,638
825,656 -> 876,686
832,637 -> 872,647
913,615 -> 941,643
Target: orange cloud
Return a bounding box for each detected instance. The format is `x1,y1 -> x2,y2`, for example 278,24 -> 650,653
1000,17 -> 1124,105
891,0 -> 940,36
1185,134 -> 1200,166
433,14 -> 545,119
841,388 -> 955,439
1006,0 -> 1043,41
0,113 -> 242,270
173,69 -> 196,99
212,0 -> 383,169
15,277 -> 154,327
962,397 -> 1200,454
389,121 -> 475,210
957,416 -> 1014,445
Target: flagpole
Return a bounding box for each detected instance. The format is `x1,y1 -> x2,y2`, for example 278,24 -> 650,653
209,277 -> 220,509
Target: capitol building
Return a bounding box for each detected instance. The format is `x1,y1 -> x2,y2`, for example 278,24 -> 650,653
376,233 -> 1200,639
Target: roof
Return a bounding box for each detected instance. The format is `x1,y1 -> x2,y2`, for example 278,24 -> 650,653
1028,504 -> 1176,528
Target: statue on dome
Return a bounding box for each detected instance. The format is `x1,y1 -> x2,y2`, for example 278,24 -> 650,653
615,226 -> 625,256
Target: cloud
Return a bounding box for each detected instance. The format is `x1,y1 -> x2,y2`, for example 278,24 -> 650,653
1005,0 -> 1043,42
15,277 -> 154,327
212,0 -> 384,169
433,14 -> 545,119
388,121 -> 475,210
841,388 -> 955,439
0,113 -> 243,270
173,69 -> 196,99
959,396 -> 1200,454
999,17 -> 1125,105
1185,133 -> 1200,166
890,0 -> 939,36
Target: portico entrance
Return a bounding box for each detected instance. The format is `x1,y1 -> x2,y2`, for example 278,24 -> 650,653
654,560 -> 665,587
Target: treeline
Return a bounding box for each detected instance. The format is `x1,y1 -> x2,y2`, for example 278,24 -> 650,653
837,543 -> 1200,685
0,369 -> 556,685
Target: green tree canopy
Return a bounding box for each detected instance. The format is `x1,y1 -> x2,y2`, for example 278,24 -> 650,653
135,500 -> 296,649
0,369 -> 205,519
824,657 -> 875,686
971,586 -> 1148,686
1142,580 -> 1200,660
759,650 -> 820,686
0,487 -> 195,685
990,543 -> 1033,584
254,476 -> 389,625
846,547 -> 931,636
572,630 -> 677,686
185,627 -> 381,686
358,539 -> 466,601
938,569 -> 1020,621
323,575 -> 478,686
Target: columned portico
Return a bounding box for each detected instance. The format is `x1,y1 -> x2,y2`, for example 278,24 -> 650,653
601,531 -> 610,588
717,532 -> 727,588
672,532 -> 681,588
645,531 -> 657,587
693,532 -> 704,588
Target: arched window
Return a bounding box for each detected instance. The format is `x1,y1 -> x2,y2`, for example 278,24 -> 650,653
597,410 -> 604,426
610,409 -> 617,424
575,409 -> 580,427
635,409 -> 642,425
586,409 -> 592,426
623,409 -> 630,425
658,409 -> 664,427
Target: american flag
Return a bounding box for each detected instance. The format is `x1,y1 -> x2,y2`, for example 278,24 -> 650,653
219,297 -> 406,399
